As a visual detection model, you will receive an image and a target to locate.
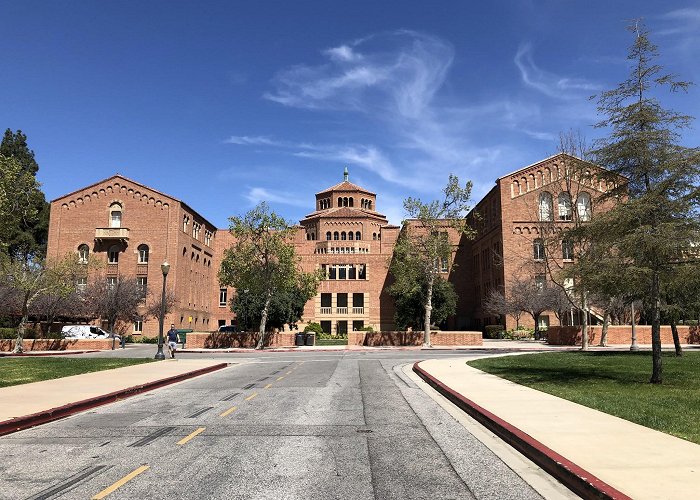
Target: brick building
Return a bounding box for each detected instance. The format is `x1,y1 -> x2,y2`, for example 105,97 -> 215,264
46,153 -> 606,336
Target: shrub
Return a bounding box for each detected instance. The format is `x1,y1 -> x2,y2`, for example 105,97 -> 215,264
483,325 -> 505,339
360,326 -> 374,332
0,328 -> 16,339
303,322 -> 324,335
503,327 -> 534,340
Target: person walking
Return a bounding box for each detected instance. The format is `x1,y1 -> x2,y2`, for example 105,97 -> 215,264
166,324 -> 178,358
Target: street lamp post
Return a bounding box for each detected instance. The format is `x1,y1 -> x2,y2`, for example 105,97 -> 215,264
155,261 -> 170,360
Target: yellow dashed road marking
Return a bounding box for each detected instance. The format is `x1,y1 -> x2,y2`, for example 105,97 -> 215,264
245,392 -> 258,401
220,406 -> 237,417
276,376 -> 285,381
92,465 -> 149,499
177,427 -> 205,446
264,383 -> 272,389
286,371 -> 292,375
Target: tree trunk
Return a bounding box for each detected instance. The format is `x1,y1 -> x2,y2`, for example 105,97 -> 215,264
599,309 -> 610,347
14,292 -> 31,353
256,291 -> 273,350
670,318 -> 682,357
423,273 -> 434,347
580,293 -> 589,351
532,313 -> 540,340
650,271 -> 663,384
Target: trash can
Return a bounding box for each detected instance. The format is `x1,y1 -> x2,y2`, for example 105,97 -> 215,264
177,329 -> 192,348
304,333 -> 315,346
295,332 -> 305,346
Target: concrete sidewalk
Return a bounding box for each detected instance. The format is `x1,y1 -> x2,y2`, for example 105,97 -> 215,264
0,359 -> 227,424
416,357 -> 700,500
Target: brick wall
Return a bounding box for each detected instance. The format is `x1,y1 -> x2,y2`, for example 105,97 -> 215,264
348,331 -> 482,347
546,325 -> 700,345
184,331 -> 297,349
0,338 -> 115,352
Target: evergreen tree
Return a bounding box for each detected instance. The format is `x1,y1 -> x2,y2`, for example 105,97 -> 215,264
588,22 -> 700,383
0,129 -> 49,259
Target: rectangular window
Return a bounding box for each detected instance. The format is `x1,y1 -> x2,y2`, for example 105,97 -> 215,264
321,264 -> 327,278
110,211 -> 122,228
338,265 -> 347,280
358,264 -> 366,280
108,247 -> 119,264
218,319 -> 226,328
133,319 -> 143,333
353,320 -> 364,331
352,293 -> 364,308
219,288 -> 228,307
348,265 -> 356,280
76,277 -> 87,293
329,266 -> 336,280
320,321 -> 332,334
336,320 -> 348,335
440,257 -> 448,273
337,293 -> 348,308
562,240 -> 574,261
107,277 -> 117,290
136,277 -> 147,298
321,293 -> 332,307
535,274 -> 546,291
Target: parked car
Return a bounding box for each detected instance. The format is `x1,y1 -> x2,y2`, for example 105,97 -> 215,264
217,325 -> 237,333
61,325 -> 120,340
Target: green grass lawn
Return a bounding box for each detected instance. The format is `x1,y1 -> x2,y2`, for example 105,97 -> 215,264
468,351 -> 700,444
0,358 -> 155,388
314,338 -> 348,346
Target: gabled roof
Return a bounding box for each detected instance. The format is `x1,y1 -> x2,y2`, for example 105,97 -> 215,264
497,152 -> 605,180
51,174 -> 218,229
316,180 -> 375,196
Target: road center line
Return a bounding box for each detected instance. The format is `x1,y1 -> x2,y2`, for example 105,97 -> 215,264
285,371 -> 292,375
219,406 -> 237,417
91,465 -> 149,499
276,376 -> 285,381
177,427 -> 206,446
245,392 -> 258,401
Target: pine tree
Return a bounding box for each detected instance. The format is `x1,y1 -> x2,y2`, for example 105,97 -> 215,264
589,21 -> 700,383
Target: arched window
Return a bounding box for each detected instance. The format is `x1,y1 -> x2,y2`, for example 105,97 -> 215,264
533,239 -> 545,260
348,231 -> 354,241
349,198 -> 354,207
355,231 -> 361,240
326,231 -> 332,241
306,233 -> 310,240
78,244 -> 89,264
341,231 -> 347,240
558,192 -> 572,221
108,245 -> 119,264
337,197 -> 342,207
538,192 -> 553,221
311,232 -> 316,241
576,192 -> 592,221
109,203 -> 122,228
333,231 -> 339,240
137,244 -> 149,264
372,233 -> 377,240
368,200 -> 372,210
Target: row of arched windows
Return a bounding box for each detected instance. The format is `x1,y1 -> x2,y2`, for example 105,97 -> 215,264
538,192 -> 591,222
338,197 -> 354,207
78,243 -> 150,264
319,198 -> 331,210
360,198 -> 373,209
326,231 -> 362,241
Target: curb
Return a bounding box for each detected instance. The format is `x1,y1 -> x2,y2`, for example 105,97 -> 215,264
0,350 -> 99,357
412,361 -> 631,500
0,362 -> 229,437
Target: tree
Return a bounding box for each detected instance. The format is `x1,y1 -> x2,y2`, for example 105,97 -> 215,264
391,175 -> 474,346
0,155 -> 42,256
85,275 -> 146,336
231,285 -> 310,333
390,271 -> 457,331
587,22 -> 700,383
0,130 -> 49,260
218,203 -> 323,349
0,254 -> 82,353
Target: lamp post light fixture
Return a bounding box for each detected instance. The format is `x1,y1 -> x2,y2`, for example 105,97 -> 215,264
155,261 -> 170,360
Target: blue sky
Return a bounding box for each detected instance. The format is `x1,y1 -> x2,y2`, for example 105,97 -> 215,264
3,1 -> 699,227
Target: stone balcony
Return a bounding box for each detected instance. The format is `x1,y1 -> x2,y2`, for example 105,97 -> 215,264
95,228 -> 130,242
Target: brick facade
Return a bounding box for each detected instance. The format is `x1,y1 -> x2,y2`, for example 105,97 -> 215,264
0,338 -> 114,352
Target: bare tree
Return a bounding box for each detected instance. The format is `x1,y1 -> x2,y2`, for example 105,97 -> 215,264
85,275 -> 146,337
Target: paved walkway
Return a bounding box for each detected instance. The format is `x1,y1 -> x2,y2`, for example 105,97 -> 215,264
418,358 -> 700,500
0,359 -> 225,422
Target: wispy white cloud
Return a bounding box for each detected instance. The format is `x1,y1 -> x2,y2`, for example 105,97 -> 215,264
514,43 -> 601,98
658,8 -> 700,35
245,187 -> 308,208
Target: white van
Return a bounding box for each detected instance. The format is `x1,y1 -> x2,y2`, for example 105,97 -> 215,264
61,325 -> 117,339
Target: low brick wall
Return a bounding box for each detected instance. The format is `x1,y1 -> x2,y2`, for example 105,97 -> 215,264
185,331 -> 297,349
0,338 -> 115,352
546,325 -> 700,346
348,331 -> 482,347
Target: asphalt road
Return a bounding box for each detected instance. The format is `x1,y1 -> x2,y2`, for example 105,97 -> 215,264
0,351 -> 558,499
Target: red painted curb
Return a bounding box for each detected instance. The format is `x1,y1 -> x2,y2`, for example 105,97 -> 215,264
0,362 -> 229,437
412,361 -> 632,500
